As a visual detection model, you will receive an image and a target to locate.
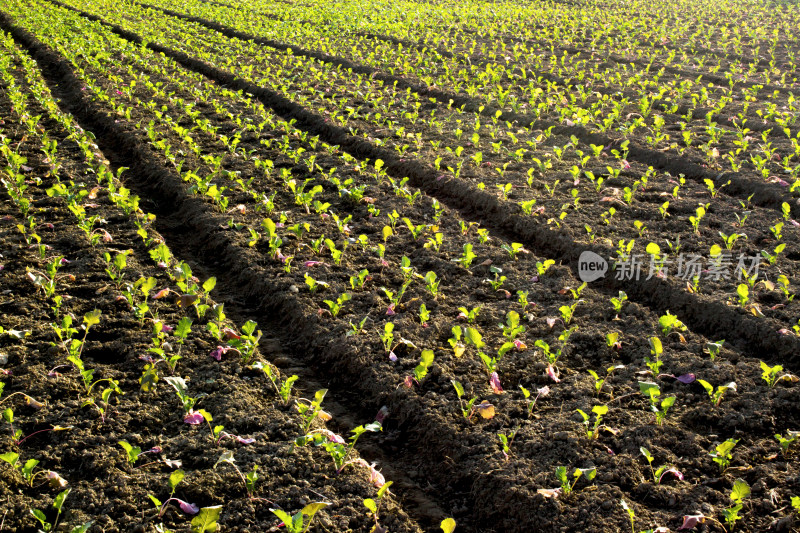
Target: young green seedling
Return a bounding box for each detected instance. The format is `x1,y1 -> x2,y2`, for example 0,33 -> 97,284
609,291 -> 628,316
705,340 -> 725,361
252,361 -> 298,405
555,466 -> 596,495
148,469 -> 199,517
774,430 -> 800,456
697,380 -> 736,407
640,447 -> 683,484
575,405 -> 609,439
213,451 -> 264,500
638,382 -> 675,425
761,361 -> 791,387
296,389 -> 328,434
270,502 -> 331,533
519,384 -> 549,417
587,366 -> 624,396
498,427 -> 518,459
364,481 -> 393,533
709,439 -> 739,472
298,422 -> 382,473
722,479 -> 750,530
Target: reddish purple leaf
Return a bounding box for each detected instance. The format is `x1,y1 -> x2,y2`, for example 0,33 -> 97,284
546,364 -> 561,383
304,261 -> 324,268
386,305 -> 396,316
403,376 -> 414,388
375,406 -> 389,424
183,410 -> 204,425
388,351 -> 397,362
658,468 -> 684,483
210,346 -> 226,361
676,373 -> 696,384
153,288 -> 171,300
177,500 -> 199,515
678,514 -> 705,530
490,372 -> 503,394
235,436 -> 256,445
513,340 -> 527,351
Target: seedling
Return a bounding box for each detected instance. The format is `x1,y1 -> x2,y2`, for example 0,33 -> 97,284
296,389 -> 328,434
252,362 -> 298,405
761,361 -> 791,387
709,438 -> 739,472
298,421 -> 381,474
501,242 -> 528,260
722,479 -> 750,530
775,430 -> 800,456
30,489 -> 80,533
640,447 -> 683,484
270,502 -> 331,533
555,466 -> 596,495
323,292 -> 352,318
697,380 -> 736,407
575,405 -> 608,440
500,310 -> 525,340
610,291 -> 628,316
148,469 -> 199,517
213,451 -> 265,500
453,243 -> 477,268
638,382 -> 675,425
363,481 -> 393,533
486,266 -> 506,291
458,306 -> 480,323
705,340 -> 725,361
535,260 -> 555,277
645,337 -> 663,375
519,385 -> 549,416
658,311 -> 686,336
452,380 -> 494,420
498,427 -> 518,459
191,506 -> 222,533
587,366 -> 623,395
424,271 -> 440,297
118,440 -> 142,465
412,350 -> 434,383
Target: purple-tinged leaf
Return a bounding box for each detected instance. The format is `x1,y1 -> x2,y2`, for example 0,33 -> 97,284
403,376 -> 414,388
375,406 -> 389,424
537,386 -> 551,397
177,499 -> 199,515
209,346 -> 226,361
153,288 -> 171,299
386,305 -> 396,316
658,468 -> 684,483
490,372 -> 503,394
183,410 -> 204,425
327,433 -> 345,444
222,328 -> 240,340
545,317 -> 558,329
676,374 -> 696,384
388,351 -> 397,362
513,340 -> 527,351
678,514 -> 705,530
546,364 -> 561,383
304,261 -> 324,268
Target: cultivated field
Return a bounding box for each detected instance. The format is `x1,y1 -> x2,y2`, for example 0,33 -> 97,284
1,0 -> 799,531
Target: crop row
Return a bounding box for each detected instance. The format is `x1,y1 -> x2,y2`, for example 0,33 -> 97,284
1,2 -> 799,531
0,28 -> 423,532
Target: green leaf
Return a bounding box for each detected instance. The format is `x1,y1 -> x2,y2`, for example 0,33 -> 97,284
148,494 -> 163,508
0,451 -> 19,467
301,502 -> 331,519
53,488 -> 70,512
191,505 -> 222,533
169,469 -> 185,494
441,517 -> 457,533
731,478 -> 750,503
464,327 -> 484,348
202,277 -> 217,293
377,480 -> 393,499
363,498 -> 377,514
70,522 -> 93,533
83,309 -> 102,328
